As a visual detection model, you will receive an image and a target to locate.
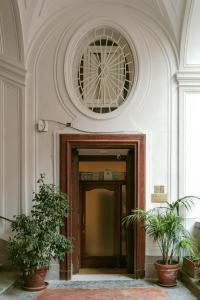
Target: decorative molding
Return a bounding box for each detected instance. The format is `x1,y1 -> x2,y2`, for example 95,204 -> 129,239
150,0 -> 158,8
64,18 -> 139,120
176,71 -> 200,86
26,0 -> 178,74
178,88 -> 186,199
27,1 -> 178,225
24,0 -> 27,9
53,23 -> 77,120
19,86 -> 27,214
0,57 -> 26,86
0,2 -> 23,62
132,24 -> 151,114
38,0 -> 46,17
0,81 -> 22,232
11,0 -> 24,62
10,0 -> 21,62
184,0 -> 200,68
0,80 -> 5,233
17,86 -> 21,215
154,0 -> 165,17
0,14 -> 4,55
24,0 -> 31,9
4,83 -> 21,228
178,88 -> 200,219
67,25 -> 136,115
170,0 -> 179,15
180,0 -> 194,69
139,19 -> 177,203
32,22 -> 77,191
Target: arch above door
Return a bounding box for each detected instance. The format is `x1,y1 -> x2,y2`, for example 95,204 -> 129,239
60,134 -> 145,280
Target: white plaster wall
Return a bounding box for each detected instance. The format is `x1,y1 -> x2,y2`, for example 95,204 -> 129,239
0,0 -> 23,62
26,0 -> 178,256
185,93 -> 200,196
185,0 -> 200,66
0,0 -> 25,234
3,0 -> 200,276
178,87 -> 200,235
0,79 -> 23,233
185,93 -> 200,231
178,0 -> 200,238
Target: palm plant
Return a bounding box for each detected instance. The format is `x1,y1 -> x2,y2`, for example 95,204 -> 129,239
122,196 -> 199,265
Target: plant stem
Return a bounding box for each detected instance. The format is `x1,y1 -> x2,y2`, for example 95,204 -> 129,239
0,216 -> 13,223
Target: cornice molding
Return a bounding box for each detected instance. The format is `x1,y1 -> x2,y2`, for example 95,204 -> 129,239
0,57 -> 26,86
176,71 -> 200,86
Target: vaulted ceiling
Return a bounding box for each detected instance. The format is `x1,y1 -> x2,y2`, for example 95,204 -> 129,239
0,0 -> 190,69
16,0 -> 186,59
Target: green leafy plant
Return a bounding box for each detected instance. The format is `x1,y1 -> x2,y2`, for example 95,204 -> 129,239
122,196 -> 200,265
190,248 -> 200,262
7,174 -> 72,275
183,242 -> 200,263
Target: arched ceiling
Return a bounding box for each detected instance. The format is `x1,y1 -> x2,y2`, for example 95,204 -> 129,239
17,0 -> 187,63
0,0 -> 24,63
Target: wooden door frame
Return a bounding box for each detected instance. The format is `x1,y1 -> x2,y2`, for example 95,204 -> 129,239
60,134 -> 145,280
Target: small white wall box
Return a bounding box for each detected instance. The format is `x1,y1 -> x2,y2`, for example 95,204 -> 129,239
37,120 -> 48,132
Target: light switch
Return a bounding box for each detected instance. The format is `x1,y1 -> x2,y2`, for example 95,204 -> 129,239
154,185 -> 165,194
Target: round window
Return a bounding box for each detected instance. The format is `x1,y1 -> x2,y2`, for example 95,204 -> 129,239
72,26 -> 136,114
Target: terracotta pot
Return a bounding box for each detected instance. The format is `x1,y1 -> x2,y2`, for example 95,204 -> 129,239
182,256 -> 200,278
23,268 -> 48,291
154,261 -> 180,287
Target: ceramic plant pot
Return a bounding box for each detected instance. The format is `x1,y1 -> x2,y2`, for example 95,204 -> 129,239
154,261 -> 180,287
23,268 -> 48,291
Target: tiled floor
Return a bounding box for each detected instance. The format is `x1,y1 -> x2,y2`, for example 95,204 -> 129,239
0,274 -> 197,300
0,273 -> 18,295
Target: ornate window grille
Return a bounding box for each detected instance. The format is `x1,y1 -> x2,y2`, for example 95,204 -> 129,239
73,27 -> 135,114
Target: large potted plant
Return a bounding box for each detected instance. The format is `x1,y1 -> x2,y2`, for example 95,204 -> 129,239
123,196 -> 199,287
7,174 -> 72,291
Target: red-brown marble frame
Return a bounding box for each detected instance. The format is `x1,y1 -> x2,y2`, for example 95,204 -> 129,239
59,134 -> 146,280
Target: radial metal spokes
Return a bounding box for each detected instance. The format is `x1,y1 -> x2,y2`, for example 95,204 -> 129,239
75,27 -> 135,113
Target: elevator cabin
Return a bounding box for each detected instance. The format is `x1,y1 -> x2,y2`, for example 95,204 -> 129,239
72,148 -> 135,274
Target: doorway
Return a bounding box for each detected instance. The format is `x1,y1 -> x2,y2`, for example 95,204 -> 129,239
79,158 -> 127,270
60,134 -> 145,280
